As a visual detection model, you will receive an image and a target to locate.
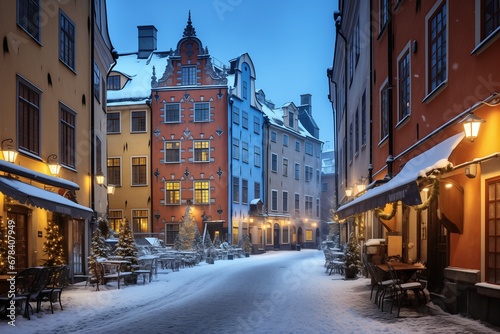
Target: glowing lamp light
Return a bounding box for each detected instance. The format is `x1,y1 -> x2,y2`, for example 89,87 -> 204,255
460,113 -> 485,142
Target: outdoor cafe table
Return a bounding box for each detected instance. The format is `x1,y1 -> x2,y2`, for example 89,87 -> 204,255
376,263 -> 426,282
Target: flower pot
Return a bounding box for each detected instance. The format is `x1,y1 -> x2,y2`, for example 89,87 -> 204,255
344,267 -> 358,279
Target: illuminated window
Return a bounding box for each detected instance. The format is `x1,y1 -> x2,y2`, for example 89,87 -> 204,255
194,140 -> 209,162
132,210 -> 148,233
165,181 -> 180,204
194,181 -> 210,204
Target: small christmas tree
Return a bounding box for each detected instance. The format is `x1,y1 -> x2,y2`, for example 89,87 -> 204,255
344,232 -> 361,278
87,227 -> 110,273
43,220 -> 66,267
115,219 -> 138,265
176,204 -> 200,250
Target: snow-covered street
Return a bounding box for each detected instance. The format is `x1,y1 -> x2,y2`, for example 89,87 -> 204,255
2,250 -> 500,334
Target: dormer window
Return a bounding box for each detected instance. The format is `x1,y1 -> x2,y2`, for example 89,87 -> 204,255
288,111 -> 294,128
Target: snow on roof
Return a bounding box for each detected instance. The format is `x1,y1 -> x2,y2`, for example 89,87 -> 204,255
259,100 -> 316,140
108,52 -> 170,106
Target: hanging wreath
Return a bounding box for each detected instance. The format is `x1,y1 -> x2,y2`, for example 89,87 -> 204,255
413,177 -> 440,211
374,202 -> 397,220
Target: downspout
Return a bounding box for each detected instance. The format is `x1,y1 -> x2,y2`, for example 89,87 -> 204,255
386,1 -> 394,178
368,0 -> 374,184
90,0 -> 96,224
327,72 -> 339,209
335,18 -> 349,194
228,96 -> 234,244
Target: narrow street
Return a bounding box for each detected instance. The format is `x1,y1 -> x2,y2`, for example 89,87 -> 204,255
3,250 -> 500,334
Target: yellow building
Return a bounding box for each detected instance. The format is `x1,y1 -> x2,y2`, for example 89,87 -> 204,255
0,0 -> 115,278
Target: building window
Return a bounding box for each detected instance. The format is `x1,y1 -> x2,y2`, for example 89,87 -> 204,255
108,210 -> 122,233
60,104 -> 76,168
349,122 -> 353,161
283,158 -> 288,177
283,134 -> 288,146
107,157 -> 121,186
17,0 -> 40,40
96,137 -> 102,175
295,163 -> 300,180
165,181 -> 181,205
60,12 -> 76,70
355,109 -> 359,154
288,111 -> 294,128
242,111 -> 248,129
131,111 -> 146,133
271,153 -> 278,173
316,198 -> 320,217
194,140 -> 210,162
483,0 -> 500,39
194,102 -> 210,122
243,81 -> 248,99
232,138 -> 240,160
381,83 -> 389,141
194,181 -> 210,204
355,18 -> 360,65
271,131 -> 277,142
233,177 -> 240,203
254,146 -> 261,167
107,75 -> 120,90
93,62 -> 100,102
165,224 -> 179,245
486,177 -> 500,284
295,193 -> 300,214
164,141 -> 181,163
305,142 -> 313,155
253,116 -> 260,134
242,142 -> 249,163
305,166 -> 313,182
322,182 -> 328,192
233,106 -> 240,124
316,170 -> 320,184
361,90 -> 367,146
254,182 -> 260,200
132,157 -> 147,186
242,179 -> 248,204
305,196 -> 313,216
271,190 -> 278,211
306,229 -> 313,242
107,112 -> 121,134
295,141 -> 300,152
398,49 -> 411,121
379,0 -> 388,32
18,78 -> 40,156
428,2 -> 447,92
282,191 -> 288,212
132,210 -> 148,233
182,66 -> 197,85
164,103 -> 181,123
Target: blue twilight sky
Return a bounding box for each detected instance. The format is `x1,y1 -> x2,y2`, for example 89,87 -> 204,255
106,0 -> 337,148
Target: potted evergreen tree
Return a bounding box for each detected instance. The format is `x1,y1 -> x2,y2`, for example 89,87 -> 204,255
344,232 -> 361,279
242,234 -> 252,257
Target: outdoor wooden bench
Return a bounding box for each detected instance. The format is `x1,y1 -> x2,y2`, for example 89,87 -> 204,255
94,261 -> 133,290
134,258 -> 156,285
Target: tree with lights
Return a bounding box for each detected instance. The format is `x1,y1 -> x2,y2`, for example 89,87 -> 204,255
174,203 -> 201,251
43,220 -> 66,266
0,217 -> 8,274
115,219 -> 138,265
88,227 -> 110,272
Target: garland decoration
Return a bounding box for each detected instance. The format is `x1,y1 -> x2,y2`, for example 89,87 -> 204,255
413,177 -> 439,211
374,202 -> 397,220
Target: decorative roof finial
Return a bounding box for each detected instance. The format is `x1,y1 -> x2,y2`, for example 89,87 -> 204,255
183,10 -> 196,37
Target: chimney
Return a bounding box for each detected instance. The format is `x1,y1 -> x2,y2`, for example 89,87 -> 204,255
138,25 -> 157,59
300,94 -> 312,115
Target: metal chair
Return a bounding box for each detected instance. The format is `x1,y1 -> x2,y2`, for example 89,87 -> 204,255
387,263 -> 425,317
36,265 -> 69,313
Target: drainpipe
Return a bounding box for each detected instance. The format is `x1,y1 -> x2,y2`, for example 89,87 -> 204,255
386,1 -> 394,178
90,0 -> 96,225
368,0 -> 374,184
228,96 -> 234,244
335,15 -> 349,197
327,72 -> 339,209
